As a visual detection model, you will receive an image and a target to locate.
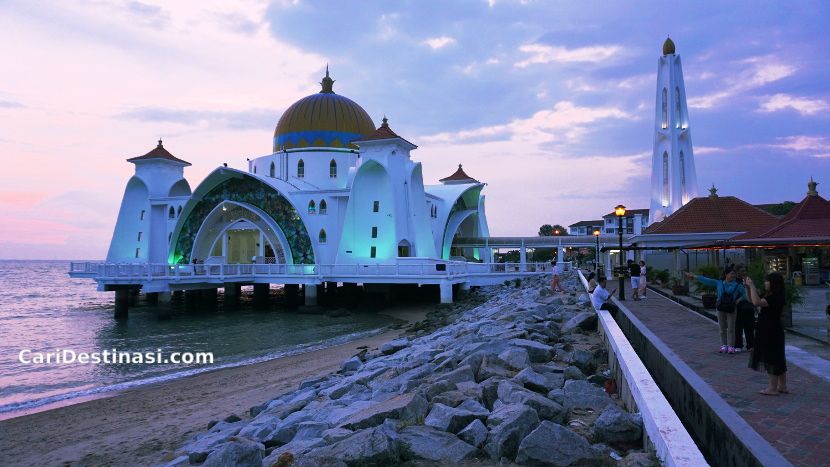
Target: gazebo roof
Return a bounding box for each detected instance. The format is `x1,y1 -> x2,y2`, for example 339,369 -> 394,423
644,189 -> 776,234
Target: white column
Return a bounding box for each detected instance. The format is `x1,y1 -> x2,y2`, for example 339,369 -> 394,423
222,233 -> 229,261
519,239 -> 527,272
439,281 -> 453,304
304,283 -> 318,306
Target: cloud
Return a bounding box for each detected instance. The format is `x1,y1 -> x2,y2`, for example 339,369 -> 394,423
688,56 -> 796,109
759,93 -> 828,115
0,100 -> 24,108
420,101 -> 631,145
423,36 -> 456,49
119,107 -> 277,131
695,146 -> 726,155
515,43 -> 624,68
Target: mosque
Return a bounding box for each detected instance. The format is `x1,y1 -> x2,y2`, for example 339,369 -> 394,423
106,68 -> 490,270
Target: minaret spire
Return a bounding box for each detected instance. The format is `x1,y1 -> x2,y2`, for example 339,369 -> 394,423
648,37 -> 699,225
320,65 -> 335,93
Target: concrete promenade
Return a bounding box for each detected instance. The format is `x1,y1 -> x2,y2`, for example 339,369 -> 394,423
617,281 -> 830,466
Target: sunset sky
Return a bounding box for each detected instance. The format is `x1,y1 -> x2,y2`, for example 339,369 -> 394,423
1,0 -> 829,259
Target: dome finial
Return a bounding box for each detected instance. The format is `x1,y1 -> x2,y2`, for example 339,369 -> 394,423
381,115 -> 388,127
808,177 -> 819,196
709,184 -> 718,198
320,65 -> 335,94
157,138 -> 163,148
663,36 -> 676,55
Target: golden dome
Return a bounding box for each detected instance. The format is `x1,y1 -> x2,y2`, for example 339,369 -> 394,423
273,68 -> 375,151
663,37 -> 676,55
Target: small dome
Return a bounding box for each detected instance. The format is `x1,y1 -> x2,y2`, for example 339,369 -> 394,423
662,37 -> 676,55
273,67 -> 375,151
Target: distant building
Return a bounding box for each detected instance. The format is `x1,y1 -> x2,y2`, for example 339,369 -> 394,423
568,220 -> 604,236
649,38 -> 699,224
602,209 -> 649,235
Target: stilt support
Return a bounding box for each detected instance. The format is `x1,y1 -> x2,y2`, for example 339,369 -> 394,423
304,283 -> 318,306
439,281 -> 453,304
114,289 -> 129,319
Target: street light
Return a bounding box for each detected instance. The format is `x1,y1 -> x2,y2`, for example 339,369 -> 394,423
614,204 -> 626,301
593,229 -> 601,275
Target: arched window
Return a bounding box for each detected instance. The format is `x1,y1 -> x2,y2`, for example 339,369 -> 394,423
308,200 -> 316,214
329,159 -> 337,178
679,151 -> 686,194
663,152 -> 669,207
297,159 -> 305,178
177,206 -> 182,217
318,229 -> 327,244
675,87 -> 682,129
269,161 -> 275,177
168,206 -> 175,219
319,199 -> 327,215
661,88 -> 668,129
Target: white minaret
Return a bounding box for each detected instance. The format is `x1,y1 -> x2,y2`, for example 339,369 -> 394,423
649,37 -> 699,225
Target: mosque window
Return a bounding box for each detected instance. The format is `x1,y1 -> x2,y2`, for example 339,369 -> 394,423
675,87 -> 682,129
319,229 -> 327,244
371,226 -> 378,238
270,161 -> 275,177
398,240 -> 411,257
140,210 -> 145,220
373,201 -> 379,212
319,199 -> 327,215
661,88 -> 668,129
137,232 -> 142,241
308,200 -> 316,214
177,206 -> 182,217
135,248 -> 140,258
253,165 -> 257,174
329,159 -> 337,178
663,152 -> 669,207
370,246 -> 377,258
297,159 -> 305,178
680,151 -> 686,193
169,206 -> 175,219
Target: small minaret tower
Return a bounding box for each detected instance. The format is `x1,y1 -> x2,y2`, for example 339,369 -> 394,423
649,37 -> 699,224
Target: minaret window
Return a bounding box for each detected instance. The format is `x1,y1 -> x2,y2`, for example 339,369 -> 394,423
661,88 -> 668,129
373,201 -> 379,212
308,200 -> 316,214
169,206 -> 175,219
319,199 -> 327,215
370,246 -> 377,258
371,226 -> 378,238
297,159 -> 305,178
318,229 -> 327,244
675,87 -> 682,129
137,232 -> 142,241
329,159 -> 337,178
663,152 -> 669,207
680,151 -> 686,192
140,210 -> 145,220
135,248 -> 140,258
269,161 -> 275,177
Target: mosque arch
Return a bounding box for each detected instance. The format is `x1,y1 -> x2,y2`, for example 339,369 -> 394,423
329,159 -> 337,178
169,179 -> 191,197
297,159 -> 305,178
440,185 -> 483,259
269,161 -> 276,177
106,176 -> 150,262
308,200 -> 316,214
319,229 -> 327,244
397,239 -> 411,257
319,199 -> 327,215
169,169 -> 314,264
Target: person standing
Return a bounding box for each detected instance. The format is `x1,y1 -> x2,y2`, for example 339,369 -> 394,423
550,261 -> 564,293
638,260 -> 648,299
628,260 -> 641,301
733,265 -> 755,353
745,273 -> 788,395
684,266 -> 746,354
591,277 -> 619,315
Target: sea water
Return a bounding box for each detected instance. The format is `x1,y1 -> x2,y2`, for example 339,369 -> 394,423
0,260 -> 391,417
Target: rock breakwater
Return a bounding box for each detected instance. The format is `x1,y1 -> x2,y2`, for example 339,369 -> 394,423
162,273 -> 655,466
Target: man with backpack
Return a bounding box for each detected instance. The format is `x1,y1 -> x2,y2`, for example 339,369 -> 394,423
684,266 -> 747,354
733,265 -> 755,353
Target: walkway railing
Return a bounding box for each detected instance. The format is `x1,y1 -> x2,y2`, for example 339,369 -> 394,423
69,261 -> 570,282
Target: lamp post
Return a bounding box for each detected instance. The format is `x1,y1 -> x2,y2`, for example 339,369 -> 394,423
615,204 -> 626,301
593,229 -> 601,275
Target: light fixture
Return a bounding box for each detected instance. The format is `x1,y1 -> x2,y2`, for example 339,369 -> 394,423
614,205 -> 626,217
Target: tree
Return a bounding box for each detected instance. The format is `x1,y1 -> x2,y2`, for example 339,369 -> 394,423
538,224 -> 569,236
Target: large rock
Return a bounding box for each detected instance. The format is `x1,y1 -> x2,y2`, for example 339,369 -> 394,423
515,421 -> 596,466
593,404 -> 643,444
201,438 -> 263,467
513,367 -> 563,394
457,419 -> 488,448
341,356 -> 362,372
508,339 -> 555,363
571,349 -> 598,374
562,311 -> 598,333
436,364 -> 476,386
183,421 -> 245,463
497,381 -> 565,423
303,422 -> 402,465
399,425 -> 478,463
498,347 -> 531,370
339,392 -> 428,430
424,380 -> 456,400
484,403 -> 540,460
320,380 -> 354,400
477,355 -> 514,382
424,401 -> 489,434
563,380 -> 613,412
564,365 -> 586,381
237,414 -> 280,442
380,338 -> 409,355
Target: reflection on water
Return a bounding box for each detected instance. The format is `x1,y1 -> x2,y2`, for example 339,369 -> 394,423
0,261 -> 391,414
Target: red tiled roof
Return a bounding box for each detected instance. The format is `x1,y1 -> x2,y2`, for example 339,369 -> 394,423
127,140 -> 190,165
731,193 -> 830,241
644,195 -> 777,234
440,164 -> 479,183
602,208 -> 649,218
354,117 -> 417,147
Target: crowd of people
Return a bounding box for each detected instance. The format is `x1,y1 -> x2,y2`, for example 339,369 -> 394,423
559,260 -> 790,397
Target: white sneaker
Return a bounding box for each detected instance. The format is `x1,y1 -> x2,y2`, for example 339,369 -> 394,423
733,347 -> 742,353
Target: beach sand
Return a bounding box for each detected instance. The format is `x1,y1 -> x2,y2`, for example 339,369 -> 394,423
0,305 -> 429,467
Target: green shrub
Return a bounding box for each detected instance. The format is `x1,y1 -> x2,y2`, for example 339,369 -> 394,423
696,264 -> 722,294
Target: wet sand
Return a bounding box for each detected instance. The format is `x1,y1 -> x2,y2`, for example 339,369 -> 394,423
0,306 -> 428,467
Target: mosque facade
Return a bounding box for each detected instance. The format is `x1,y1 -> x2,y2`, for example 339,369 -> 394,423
105,69 -> 491,270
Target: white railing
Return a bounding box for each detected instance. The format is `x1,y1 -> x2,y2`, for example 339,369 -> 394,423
69,260 -> 565,282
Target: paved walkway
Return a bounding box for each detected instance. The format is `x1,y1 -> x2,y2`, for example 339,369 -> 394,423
618,284 -> 830,466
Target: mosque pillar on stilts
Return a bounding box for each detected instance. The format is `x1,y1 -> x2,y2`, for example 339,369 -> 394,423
253,283 -> 270,306
114,289 -> 129,320
284,284 -> 299,308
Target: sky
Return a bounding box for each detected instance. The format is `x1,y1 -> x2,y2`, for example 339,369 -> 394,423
1,0 -> 829,259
